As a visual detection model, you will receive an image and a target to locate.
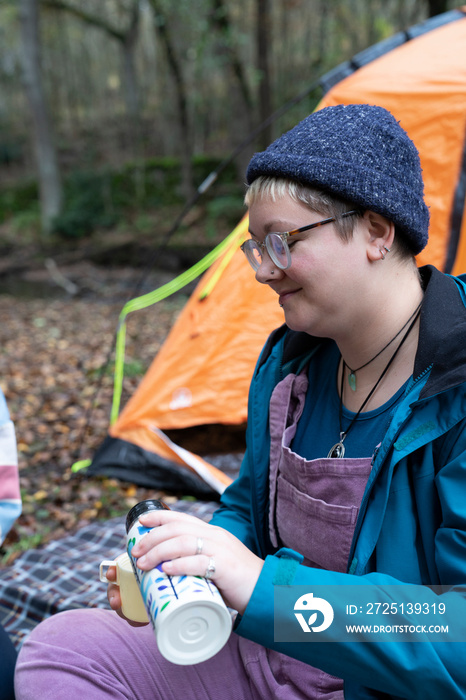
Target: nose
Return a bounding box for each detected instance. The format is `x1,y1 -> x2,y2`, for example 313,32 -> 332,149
255,257 -> 284,284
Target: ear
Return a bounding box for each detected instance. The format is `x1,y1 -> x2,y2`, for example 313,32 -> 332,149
363,210 -> 395,262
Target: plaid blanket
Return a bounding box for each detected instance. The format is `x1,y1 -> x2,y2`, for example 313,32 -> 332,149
0,499 -> 218,650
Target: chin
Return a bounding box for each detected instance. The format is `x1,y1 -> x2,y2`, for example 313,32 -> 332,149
284,314 -> 312,334
284,312 -> 328,338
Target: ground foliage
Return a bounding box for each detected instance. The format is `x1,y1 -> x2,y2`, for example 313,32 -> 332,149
0,261 -> 190,566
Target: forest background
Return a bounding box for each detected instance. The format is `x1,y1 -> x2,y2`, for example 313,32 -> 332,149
0,0 -> 458,562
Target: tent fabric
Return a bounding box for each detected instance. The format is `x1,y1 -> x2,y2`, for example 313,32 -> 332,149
318,7 -> 466,275
88,218 -> 283,495
89,8 -> 466,495
111,218 -> 283,436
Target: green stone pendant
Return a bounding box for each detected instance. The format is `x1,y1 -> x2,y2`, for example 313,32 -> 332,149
348,371 -> 357,391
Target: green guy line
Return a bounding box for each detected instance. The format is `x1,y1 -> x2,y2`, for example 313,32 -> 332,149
110,230 -> 239,425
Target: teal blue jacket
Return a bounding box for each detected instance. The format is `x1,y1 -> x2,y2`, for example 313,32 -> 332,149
211,266 -> 466,699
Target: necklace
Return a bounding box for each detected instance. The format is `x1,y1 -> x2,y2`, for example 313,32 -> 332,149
346,301 -> 423,391
327,304 -> 422,459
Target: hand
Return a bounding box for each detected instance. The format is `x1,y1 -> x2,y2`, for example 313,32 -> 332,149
105,565 -> 148,627
130,510 -> 264,615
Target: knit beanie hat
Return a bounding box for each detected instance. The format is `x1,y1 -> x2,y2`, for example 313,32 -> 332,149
246,104 -> 430,254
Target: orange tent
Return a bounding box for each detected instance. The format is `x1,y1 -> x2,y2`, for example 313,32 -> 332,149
317,7 -> 466,275
88,8 -> 466,497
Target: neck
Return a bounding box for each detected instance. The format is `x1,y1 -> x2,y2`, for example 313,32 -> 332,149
337,270 -> 424,372
337,275 -> 424,412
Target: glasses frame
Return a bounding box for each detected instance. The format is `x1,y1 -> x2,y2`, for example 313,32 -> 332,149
241,210 -> 359,271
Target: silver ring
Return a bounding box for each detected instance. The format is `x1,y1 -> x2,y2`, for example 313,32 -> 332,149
195,537 -> 204,556
204,557 -> 215,580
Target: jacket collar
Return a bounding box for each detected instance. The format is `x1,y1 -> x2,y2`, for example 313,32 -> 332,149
415,265 -> 466,399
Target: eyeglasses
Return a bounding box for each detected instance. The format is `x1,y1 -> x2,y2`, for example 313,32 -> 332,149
241,210 -> 359,271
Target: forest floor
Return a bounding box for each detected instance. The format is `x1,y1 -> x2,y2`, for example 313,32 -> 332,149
0,253 -> 212,567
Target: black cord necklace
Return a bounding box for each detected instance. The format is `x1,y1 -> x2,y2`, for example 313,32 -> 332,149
327,304 -> 422,459
346,301 -> 423,391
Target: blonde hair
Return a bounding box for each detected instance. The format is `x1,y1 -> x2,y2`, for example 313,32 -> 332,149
245,176 -> 415,261
245,176 -> 361,240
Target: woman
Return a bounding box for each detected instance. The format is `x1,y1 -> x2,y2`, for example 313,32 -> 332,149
15,104 -> 466,699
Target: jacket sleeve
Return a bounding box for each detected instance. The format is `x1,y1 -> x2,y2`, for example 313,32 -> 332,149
210,329 -> 288,556
209,448 -> 259,552
0,389 -> 21,544
236,551 -> 466,700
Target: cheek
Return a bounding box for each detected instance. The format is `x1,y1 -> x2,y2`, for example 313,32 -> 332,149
287,251 -> 322,282
288,234 -> 349,282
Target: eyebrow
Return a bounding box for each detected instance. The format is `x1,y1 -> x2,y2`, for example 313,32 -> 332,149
248,221 -> 295,238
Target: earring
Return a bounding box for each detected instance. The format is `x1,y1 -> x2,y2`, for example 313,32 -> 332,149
380,248 -> 386,260
270,269 -> 275,275
383,246 -> 391,253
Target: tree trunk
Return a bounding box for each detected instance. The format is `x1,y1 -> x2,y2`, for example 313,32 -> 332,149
210,0 -> 254,119
256,0 -> 273,149
20,0 -> 63,235
209,0 -> 255,177
122,31 -> 141,125
119,0 -> 142,131
120,0 -> 146,204
148,0 -> 194,200
41,0 -> 143,151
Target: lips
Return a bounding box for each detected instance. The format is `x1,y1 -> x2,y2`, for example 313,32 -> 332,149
278,289 -> 300,305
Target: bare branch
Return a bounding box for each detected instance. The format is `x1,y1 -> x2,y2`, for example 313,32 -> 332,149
40,0 -> 126,42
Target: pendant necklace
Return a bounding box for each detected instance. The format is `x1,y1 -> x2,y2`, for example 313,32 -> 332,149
327,303 -> 422,459
346,301 -> 423,391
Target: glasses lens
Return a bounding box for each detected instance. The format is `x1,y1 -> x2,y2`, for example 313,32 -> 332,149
266,234 -> 291,269
242,240 -> 262,271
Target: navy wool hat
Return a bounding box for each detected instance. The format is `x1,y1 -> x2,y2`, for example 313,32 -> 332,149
246,104 -> 430,254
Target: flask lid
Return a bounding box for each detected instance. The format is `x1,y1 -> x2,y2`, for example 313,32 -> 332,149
125,499 -> 170,533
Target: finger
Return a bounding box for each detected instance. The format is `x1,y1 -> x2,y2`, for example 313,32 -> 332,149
138,510 -> 203,527
136,534 -> 213,570
105,565 -> 117,583
132,521 -> 212,558
195,535 -> 205,556
107,582 -> 122,611
162,554 -> 216,581
107,586 -> 149,628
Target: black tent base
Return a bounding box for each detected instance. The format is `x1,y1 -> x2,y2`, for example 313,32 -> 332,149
87,435 -> 243,500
